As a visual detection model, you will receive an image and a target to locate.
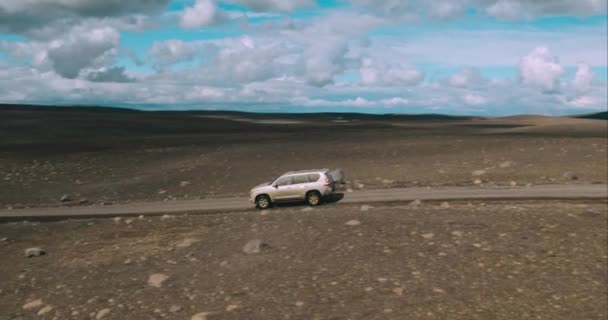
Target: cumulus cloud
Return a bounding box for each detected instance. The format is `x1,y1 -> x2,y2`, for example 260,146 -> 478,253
293,96 -> 411,108
47,27 -> 120,78
225,0 -> 316,12
447,67 -> 486,88
1,25 -> 120,79
148,40 -> 201,67
0,0 -> 169,36
518,47 -> 564,92
346,0 -> 607,21
180,0 -> 227,29
484,0 -> 607,20
462,92 -> 487,105
570,63 -> 595,94
360,59 -> 424,86
86,66 -> 135,83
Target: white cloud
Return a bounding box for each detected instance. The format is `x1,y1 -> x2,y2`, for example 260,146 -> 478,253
2,25 -> 120,79
148,40 -> 201,67
518,47 -> 564,92
293,96 -> 411,108
566,95 -> 597,108
462,92 -> 487,105
486,0 -> 527,20
447,67 -> 486,88
0,0 -> 169,36
360,59 -> 424,86
485,0 -> 608,20
225,0 -> 315,12
571,63 -> 595,93
180,0 -> 226,29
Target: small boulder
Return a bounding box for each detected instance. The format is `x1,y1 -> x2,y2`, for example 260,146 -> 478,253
242,239 -> 270,254
147,273 -> 169,288
180,181 -> 191,188
474,179 -> 482,185
472,170 -> 486,177
60,194 -> 71,202
440,202 -> 450,209
37,305 -> 53,316
563,172 -> 578,180
96,308 -> 111,319
345,220 -> 361,226
499,161 -> 512,168
22,299 -> 44,310
360,205 -> 373,211
409,199 -> 422,207
24,247 -> 45,258
169,305 -> 182,313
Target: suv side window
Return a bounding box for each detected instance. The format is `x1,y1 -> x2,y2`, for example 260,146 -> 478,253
307,174 -> 320,182
293,175 -> 309,184
275,176 -> 292,187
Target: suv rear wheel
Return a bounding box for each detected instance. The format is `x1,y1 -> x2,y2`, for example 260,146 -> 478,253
306,191 -> 321,206
255,195 -> 272,209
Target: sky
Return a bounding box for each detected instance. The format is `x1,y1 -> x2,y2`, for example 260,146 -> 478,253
0,0 -> 607,115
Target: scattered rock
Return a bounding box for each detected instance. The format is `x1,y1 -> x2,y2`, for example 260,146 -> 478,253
180,181 -> 191,187
243,239 -> 270,254
169,305 -> 182,313
60,194 -> 71,202
226,304 -> 239,312
472,170 -> 486,177
499,161 -> 512,168
433,288 -> 446,294
295,301 -> 304,307
409,199 -> 422,207
112,217 -> 122,223
563,172 -> 578,180
392,287 -> 404,296
382,179 -> 394,185
78,198 -> 89,204
96,308 -> 111,319
192,312 -> 211,320
440,202 -> 450,209
346,188 -> 354,193
360,205 -> 373,211
158,190 -> 167,195
301,207 -> 314,212
345,220 -> 361,226
22,299 -> 44,310
176,238 -> 198,248
474,179 -> 482,185
148,273 -> 169,288
24,247 -> 45,258
37,305 -> 53,316
421,233 -> 435,239
451,231 -> 464,237
510,181 -> 517,187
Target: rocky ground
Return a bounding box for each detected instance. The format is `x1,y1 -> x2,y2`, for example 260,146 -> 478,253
1,201 -> 606,320
1,106 -> 606,208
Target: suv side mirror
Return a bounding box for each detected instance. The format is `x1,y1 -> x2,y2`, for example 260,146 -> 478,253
273,184 -> 279,189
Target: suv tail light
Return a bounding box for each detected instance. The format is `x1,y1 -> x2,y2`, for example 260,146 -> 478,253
323,178 -> 331,186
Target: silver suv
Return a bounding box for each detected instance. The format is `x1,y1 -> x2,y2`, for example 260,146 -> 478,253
249,169 -> 340,209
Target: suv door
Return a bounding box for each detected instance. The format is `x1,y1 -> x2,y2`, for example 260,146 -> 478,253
271,176 -> 294,201
292,174 -> 313,199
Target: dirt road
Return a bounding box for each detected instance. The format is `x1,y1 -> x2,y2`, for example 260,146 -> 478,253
1,184 -> 605,221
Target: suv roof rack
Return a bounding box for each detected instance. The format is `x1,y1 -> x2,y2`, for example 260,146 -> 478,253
282,169 -> 329,176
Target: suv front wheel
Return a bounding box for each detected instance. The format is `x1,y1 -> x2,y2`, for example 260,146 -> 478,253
255,195 -> 272,209
306,191 -> 322,206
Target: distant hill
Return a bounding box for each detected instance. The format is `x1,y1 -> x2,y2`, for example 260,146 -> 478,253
576,111 -> 608,120
0,104 -> 473,121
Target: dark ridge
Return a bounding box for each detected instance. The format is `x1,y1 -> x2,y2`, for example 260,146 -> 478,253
576,111 -> 608,120
0,103 -> 140,114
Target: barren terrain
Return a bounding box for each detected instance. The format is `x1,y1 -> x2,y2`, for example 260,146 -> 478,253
1,105 -> 606,208
1,201 -> 606,320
